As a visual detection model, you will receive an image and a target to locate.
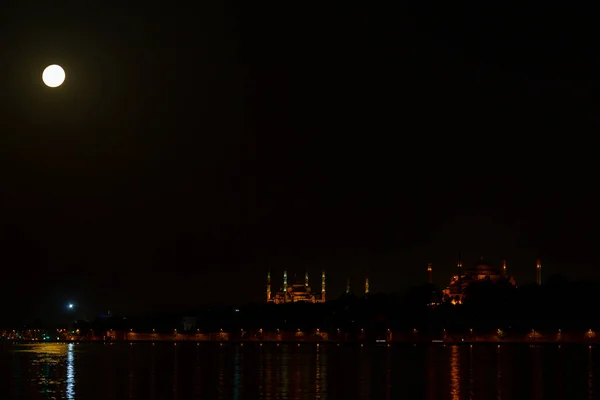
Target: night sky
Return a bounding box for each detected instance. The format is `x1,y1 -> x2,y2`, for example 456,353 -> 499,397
1,3 -> 598,323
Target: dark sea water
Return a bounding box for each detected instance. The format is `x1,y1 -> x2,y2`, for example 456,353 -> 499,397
0,342 -> 597,399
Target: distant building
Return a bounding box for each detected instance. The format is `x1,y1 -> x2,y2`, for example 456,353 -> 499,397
266,270 -> 326,304
442,257 -> 517,304
427,263 -> 433,285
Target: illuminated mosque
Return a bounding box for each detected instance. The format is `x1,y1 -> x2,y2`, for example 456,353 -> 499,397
266,270 -> 327,304
436,257 -> 532,304
266,270 -> 371,303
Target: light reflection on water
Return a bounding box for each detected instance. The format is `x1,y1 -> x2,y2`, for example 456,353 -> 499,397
1,343 -> 599,399
172,343 -> 178,400
589,346 -> 594,400
149,344 -> 156,400
6,343 -> 76,399
233,344 -> 242,400
531,346 -> 545,400
497,346 -> 502,400
449,345 -> 460,400
66,343 -> 75,399
468,345 -> 474,399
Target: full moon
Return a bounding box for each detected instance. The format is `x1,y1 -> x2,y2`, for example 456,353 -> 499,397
42,64 -> 66,88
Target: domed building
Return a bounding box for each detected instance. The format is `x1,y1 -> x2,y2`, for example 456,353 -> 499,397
442,258 -> 516,304
266,270 -> 327,304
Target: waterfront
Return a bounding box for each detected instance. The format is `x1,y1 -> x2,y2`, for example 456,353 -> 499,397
0,342 -> 598,399
5,327 -> 600,344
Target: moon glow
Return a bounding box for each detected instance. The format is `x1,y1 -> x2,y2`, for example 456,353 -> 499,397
42,64 -> 66,88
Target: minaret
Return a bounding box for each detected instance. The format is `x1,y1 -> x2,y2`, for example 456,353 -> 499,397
365,277 -> 369,295
502,260 -> 507,275
427,263 -> 433,284
266,270 -> 271,302
346,277 -> 350,294
536,259 -> 542,285
457,254 -> 463,294
283,269 -> 288,294
305,271 -> 309,287
321,271 -> 326,302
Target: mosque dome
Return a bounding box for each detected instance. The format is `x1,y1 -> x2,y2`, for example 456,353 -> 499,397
290,284 -> 308,293
469,259 -> 501,275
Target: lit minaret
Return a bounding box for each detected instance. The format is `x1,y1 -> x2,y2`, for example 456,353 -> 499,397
502,260 -> 507,275
536,259 -> 542,285
365,277 -> 369,294
427,263 -> 433,284
346,277 -> 350,294
321,271 -> 326,302
283,270 -> 288,292
305,271 -> 309,287
457,255 -> 463,294
266,270 -> 271,302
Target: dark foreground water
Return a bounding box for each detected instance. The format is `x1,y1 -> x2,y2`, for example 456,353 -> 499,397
0,342 -> 598,399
